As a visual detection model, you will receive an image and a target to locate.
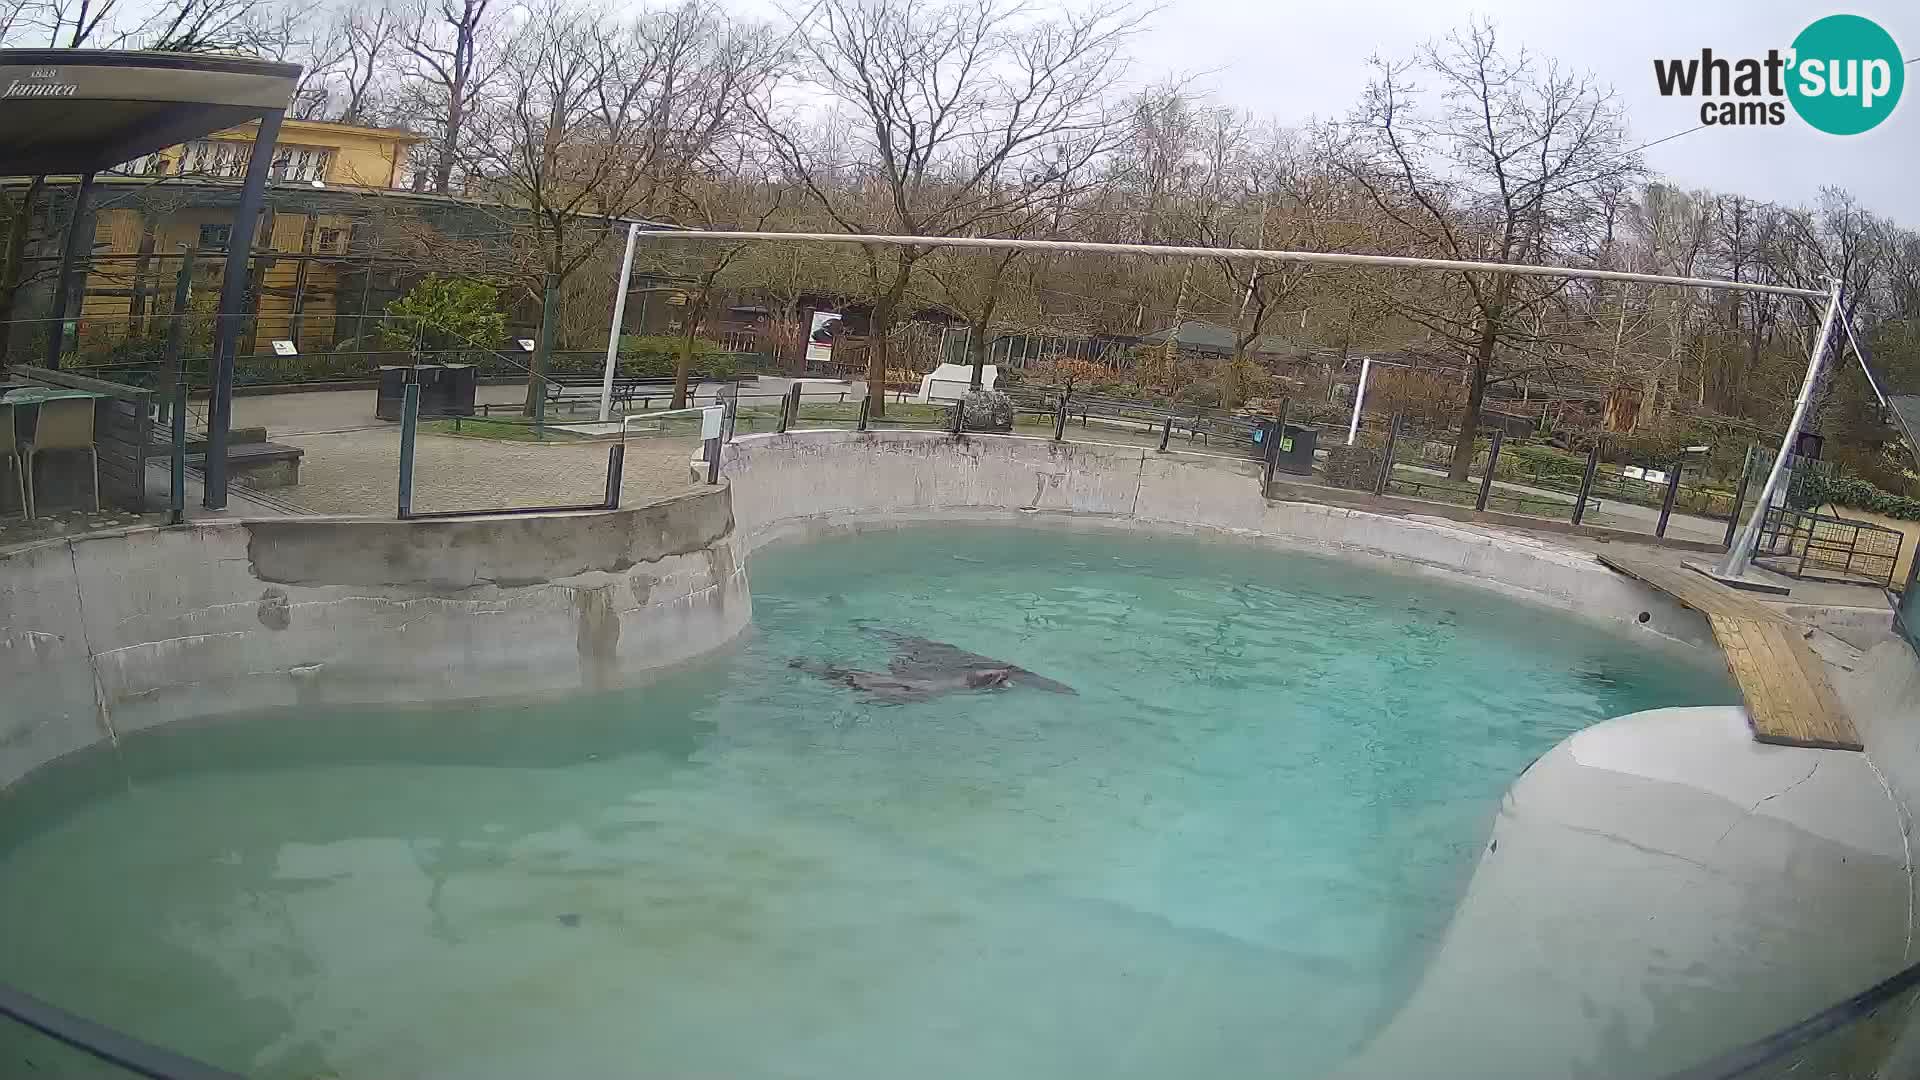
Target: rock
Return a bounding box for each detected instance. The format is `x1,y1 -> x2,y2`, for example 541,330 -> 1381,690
960,389 -> 1013,433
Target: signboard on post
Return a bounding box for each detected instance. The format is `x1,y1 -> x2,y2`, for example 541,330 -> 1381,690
804,311 -> 840,366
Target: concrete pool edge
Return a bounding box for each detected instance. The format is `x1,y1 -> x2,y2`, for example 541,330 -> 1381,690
722,429 -> 1722,654
0,486 -> 751,790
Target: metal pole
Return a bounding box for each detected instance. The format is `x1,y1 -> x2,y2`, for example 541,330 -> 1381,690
45,171 -> 96,370
635,230 -> 1828,300
1714,278 -> 1845,579
1475,429 -> 1504,512
1053,392 -> 1068,441
1347,356 -> 1371,446
160,247 -> 197,424
397,381 -> 418,518
1572,445 -> 1600,525
169,379 -> 187,525
205,109 -> 284,511
856,395 -> 870,431
1723,445 -> 1755,550
1374,414 -> 1401,496
604,443 -> 625,508
1656,460 -> 1683,538
1159,414 -> 1172,452
598,221 -> 640,423
950,397 -> 964,435
705,435 -> 721,484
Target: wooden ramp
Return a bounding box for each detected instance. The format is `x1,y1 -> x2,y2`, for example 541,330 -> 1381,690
1596,554 -> 1863,752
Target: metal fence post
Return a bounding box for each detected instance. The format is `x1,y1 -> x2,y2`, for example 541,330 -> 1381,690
705,434 -> 722,484
1053,392 -> 1068,441
160,246 -> 196,425
950,397 -> 965,435
1474,429 -> 1504,512
1723,444 -> 1755,550
857,396 -> 870,431
1262,420 -> 1280,493
397,381 -> 419,518
168,379 -> 187,525
1655,460 -> 1683,538
604,443 -> 625,508
1373,413 -> 1401,496
1158,414 -> 1172,451
1572,445 -> 1600,525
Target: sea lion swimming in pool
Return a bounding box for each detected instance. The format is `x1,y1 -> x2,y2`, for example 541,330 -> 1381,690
791,625 -> 1076,703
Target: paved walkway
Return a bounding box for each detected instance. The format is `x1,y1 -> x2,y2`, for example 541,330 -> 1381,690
281,428 -> 703,515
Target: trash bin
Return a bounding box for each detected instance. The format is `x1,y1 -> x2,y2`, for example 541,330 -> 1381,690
440,364 -> 477,417
375,366 -> 409,421
1272,422 -> 1318,475
413,364 -> 448,415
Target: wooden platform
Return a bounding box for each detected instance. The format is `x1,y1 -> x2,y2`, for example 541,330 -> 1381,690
1597,554 -> 1863,752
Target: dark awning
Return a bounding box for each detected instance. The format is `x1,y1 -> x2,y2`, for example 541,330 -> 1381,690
0,50 -> 299,175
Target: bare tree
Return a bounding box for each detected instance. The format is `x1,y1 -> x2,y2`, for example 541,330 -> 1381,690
283,2 -> 395,123
757,0 -> 1141,415
397,0 -> 501,195
467,0 -> 780,415
1331,20 -> 1644,479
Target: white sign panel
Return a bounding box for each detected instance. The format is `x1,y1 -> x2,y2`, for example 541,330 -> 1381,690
701,406 -> 724,440
271,339 -> 297,356
518,338 -> 536,352
804,311 -> 840,366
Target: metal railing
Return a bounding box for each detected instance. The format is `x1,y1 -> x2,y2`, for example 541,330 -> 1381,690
1,983 -> 241,1079
1753,505 -> 1906,590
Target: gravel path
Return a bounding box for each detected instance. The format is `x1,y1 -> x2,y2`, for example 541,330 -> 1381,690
280,430 -> 704,515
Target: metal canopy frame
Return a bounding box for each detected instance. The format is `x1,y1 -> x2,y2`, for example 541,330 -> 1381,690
634,229 -> 1876,579
0,49 -> 300,511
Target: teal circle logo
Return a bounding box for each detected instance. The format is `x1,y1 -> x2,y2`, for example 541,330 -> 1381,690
1787,14 -> 1903,135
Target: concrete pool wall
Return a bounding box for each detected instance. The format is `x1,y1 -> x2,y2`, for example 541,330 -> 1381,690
0,486 -> 749,790
721,428 -> 1718,649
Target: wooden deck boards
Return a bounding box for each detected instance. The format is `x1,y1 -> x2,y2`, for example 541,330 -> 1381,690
1596,553 -> 1863,752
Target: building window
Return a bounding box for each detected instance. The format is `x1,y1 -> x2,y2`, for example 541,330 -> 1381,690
176,141 -> 334,183
178,140 -> 251,179
271,146 -> 334,184
317,227 -> 345,253
107,154 -> 169,177
199,224 -> 232,251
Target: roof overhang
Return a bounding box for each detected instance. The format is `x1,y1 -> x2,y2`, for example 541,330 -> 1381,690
0,49 -> 299,175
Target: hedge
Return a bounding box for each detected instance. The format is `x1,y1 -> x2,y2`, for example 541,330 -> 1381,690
1803,473 -> 1920,522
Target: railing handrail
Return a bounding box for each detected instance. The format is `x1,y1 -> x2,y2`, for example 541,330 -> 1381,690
0,983 -> 243,1080
1660,955 -> 1920,1079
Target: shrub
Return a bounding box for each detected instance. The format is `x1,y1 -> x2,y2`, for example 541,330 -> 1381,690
379,277 -> 507,353
1802,472 -> 1920,521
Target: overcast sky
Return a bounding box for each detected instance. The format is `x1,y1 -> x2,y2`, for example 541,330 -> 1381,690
1128,0 -> 1917,225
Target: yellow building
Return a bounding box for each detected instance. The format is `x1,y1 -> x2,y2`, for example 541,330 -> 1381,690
78,118 -> 423,353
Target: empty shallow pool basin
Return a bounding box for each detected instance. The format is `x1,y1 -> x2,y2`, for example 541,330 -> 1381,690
0,527 -> 1737,1078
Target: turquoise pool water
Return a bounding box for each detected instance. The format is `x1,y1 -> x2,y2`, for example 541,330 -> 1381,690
0,526 -> 1736,1079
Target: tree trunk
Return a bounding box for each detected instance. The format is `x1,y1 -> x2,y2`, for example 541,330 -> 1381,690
867,259 -> 912,419
434,91 -> 463,195
524,270 -> 559,418
671,284 -> 709,410
1448,315 -> 1498,481
0,176 -> 45,362
1223,337 -> 1252,410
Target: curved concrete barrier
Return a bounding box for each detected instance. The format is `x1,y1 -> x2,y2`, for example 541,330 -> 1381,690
1339,706 -> 1911,1078
721,428 -> 1716,648
0,487 -> 750,789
